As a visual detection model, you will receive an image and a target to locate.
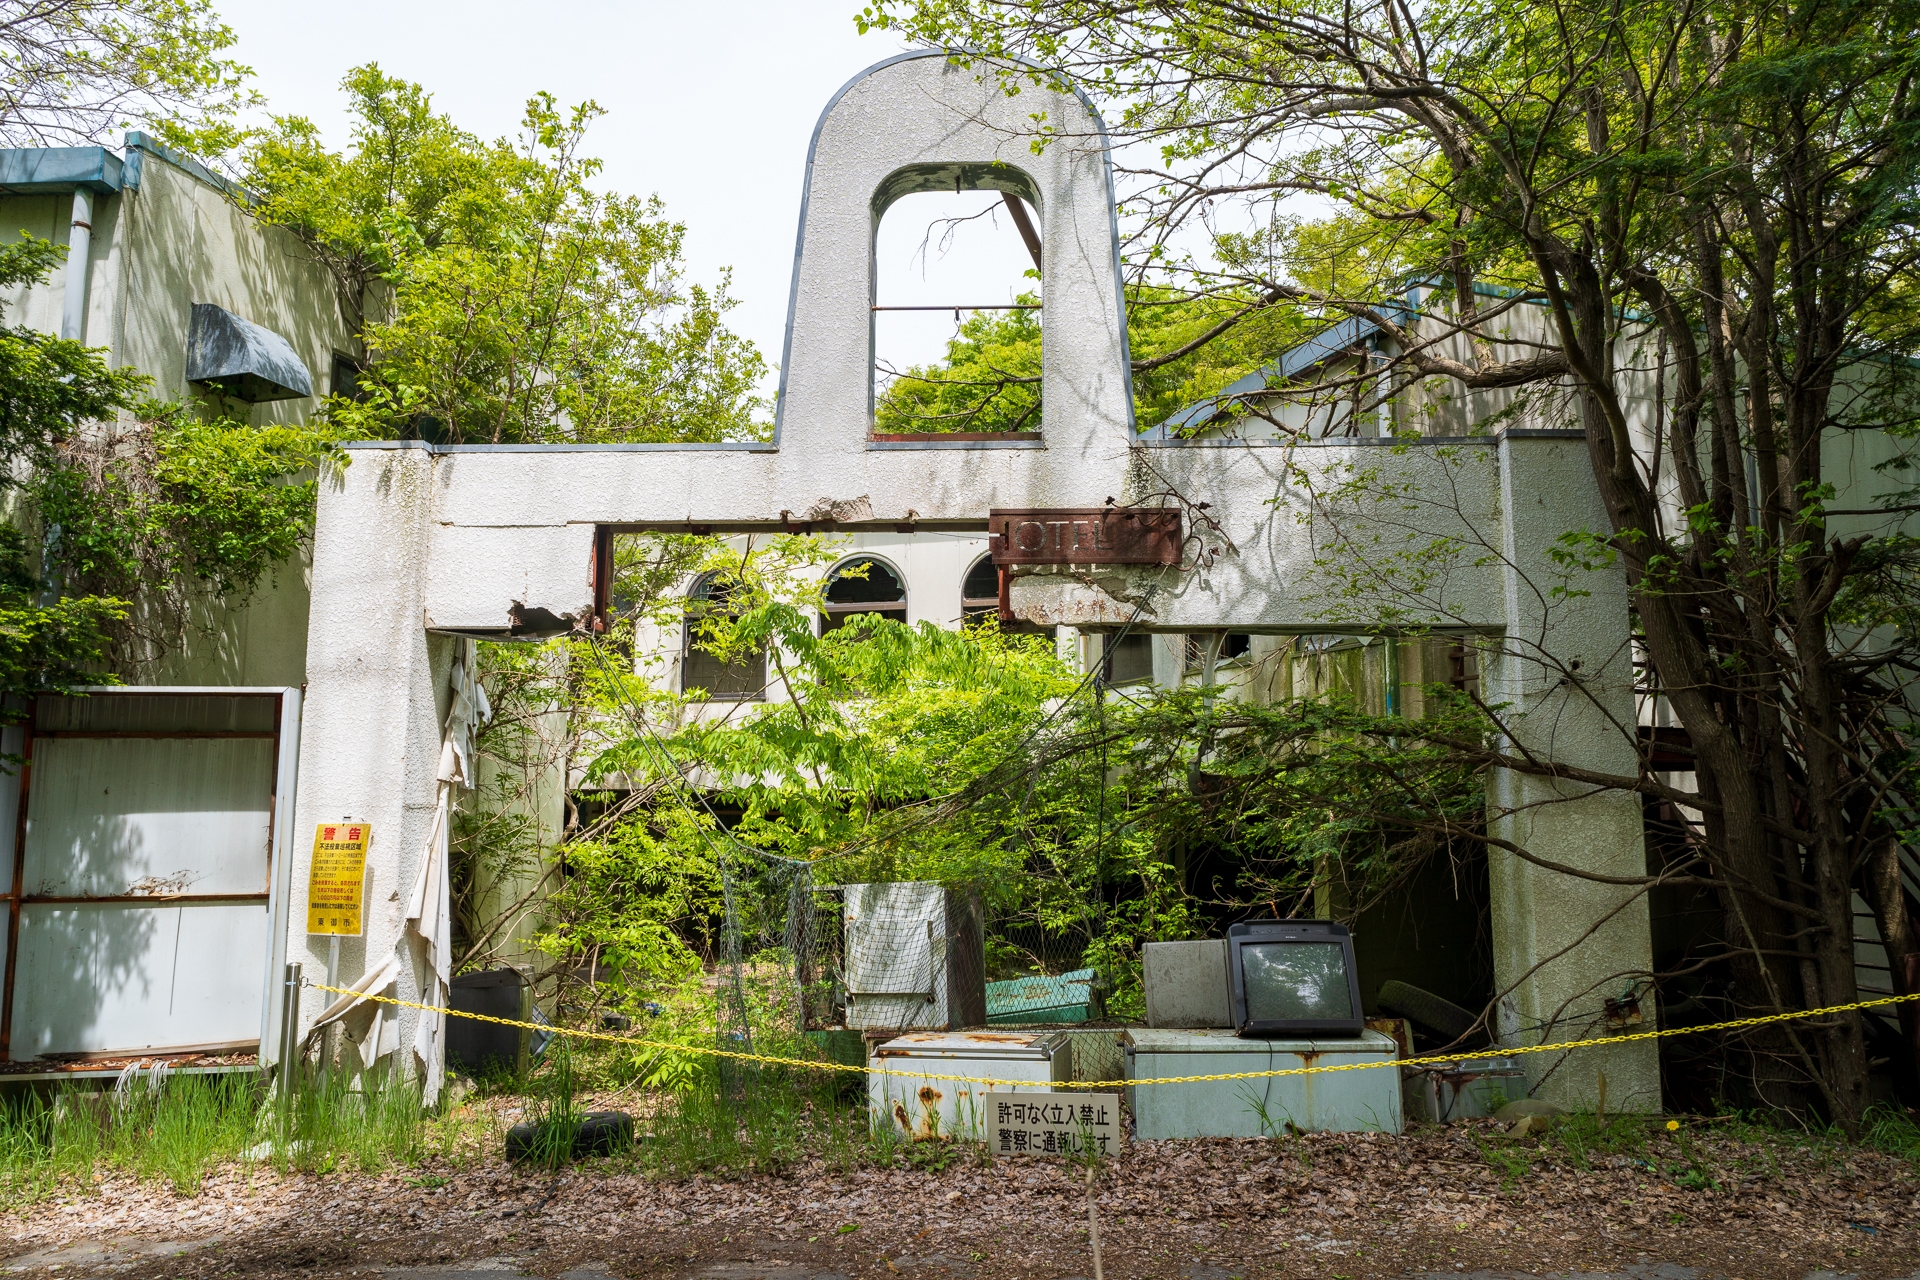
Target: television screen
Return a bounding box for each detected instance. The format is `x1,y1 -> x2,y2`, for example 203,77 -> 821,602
1241,941 -> 1355,1023
1227,919 -> 1365,1037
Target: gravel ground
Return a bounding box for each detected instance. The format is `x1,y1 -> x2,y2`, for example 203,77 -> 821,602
0,1122 -> 1916,1280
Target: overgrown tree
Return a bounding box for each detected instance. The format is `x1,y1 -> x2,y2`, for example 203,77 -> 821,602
861,0 -> 1920,1127
0,237 -> 139,698
241,66 -> 768,445
32,398 -> 343,675
0,0 -> 253,148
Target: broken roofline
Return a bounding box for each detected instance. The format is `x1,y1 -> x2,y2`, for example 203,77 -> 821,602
1151,279 -> 1563,438
1154,274 -> 1920,438
337,427 -> 1582,460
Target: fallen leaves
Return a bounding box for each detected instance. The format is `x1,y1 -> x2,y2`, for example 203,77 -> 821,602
0,1114 -> 1913,1279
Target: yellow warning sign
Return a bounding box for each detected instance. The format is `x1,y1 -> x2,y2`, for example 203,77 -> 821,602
307,823 -> 371,936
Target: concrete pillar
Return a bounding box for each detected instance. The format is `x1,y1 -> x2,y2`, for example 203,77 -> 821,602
1486,433 -> 1660,1112
289,443 -> 451,1079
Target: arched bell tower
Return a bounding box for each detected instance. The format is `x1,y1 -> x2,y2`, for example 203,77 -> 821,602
771,50 -> 1136,477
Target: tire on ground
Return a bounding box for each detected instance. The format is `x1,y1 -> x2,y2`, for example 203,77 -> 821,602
1376,980 -> 1481,1044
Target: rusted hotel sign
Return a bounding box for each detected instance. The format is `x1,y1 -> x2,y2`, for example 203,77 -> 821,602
988,507 -> 1182,567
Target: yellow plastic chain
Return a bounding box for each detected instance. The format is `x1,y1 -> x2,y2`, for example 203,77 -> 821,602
303,980 -> 1920,1091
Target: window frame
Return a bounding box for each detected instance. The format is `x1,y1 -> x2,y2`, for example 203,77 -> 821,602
681,572 -> 767,702
820,554 -> 909,635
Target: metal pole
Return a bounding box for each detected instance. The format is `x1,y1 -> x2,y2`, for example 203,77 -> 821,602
59,189 -> 92,341
278,962 -> 302,1101
320,937 -> 339,1089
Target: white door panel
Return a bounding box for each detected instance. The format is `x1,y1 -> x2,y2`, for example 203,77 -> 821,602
11,902 -> 270,1056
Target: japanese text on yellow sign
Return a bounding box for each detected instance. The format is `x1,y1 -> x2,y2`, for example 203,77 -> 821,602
307,823 -> 371,936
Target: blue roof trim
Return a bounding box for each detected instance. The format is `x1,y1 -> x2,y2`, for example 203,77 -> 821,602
0,147 -> 123,194
120,132 -> 251,202
1154,298 -> 1417,437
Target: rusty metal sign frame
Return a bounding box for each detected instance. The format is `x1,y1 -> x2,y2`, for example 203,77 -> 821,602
988,507 -> 1182,568
987,506 -> 1183,624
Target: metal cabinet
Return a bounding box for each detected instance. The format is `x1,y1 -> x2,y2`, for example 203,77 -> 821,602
0,689 -> 300,1064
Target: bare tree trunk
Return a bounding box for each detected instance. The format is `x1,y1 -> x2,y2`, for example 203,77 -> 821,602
1863,836 -> 1920,1099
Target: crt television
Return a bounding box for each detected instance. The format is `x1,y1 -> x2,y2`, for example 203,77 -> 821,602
1227,919 -> 1365,1038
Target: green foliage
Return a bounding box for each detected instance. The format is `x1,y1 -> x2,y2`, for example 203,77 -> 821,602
541,537 -> 1486,1015
0,235 -> 152,698
512,1042 -> 584,1170
0,525 -> 123,703
873,284 -> 1317,433
858,0 -> 1920,1125
243,66 -> 767,445
0,1066 -> 460,1204
447,639 -> 568,972
0,0 -> 255,149
875,293 -> 1042,432
0,243 -> 146,463
31,400 -> 343,672
143,409 -> 338,595
1125,685 -> 1490,915
1126,285 -> 1319,430
537,807 -> 720,995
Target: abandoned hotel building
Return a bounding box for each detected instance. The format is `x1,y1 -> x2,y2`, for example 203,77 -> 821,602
0,50 -> 1906,1116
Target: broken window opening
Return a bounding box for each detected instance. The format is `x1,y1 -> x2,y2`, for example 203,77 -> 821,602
821,555 -> 908,635
1446,639 -> 1481,698
683,573 -> 767,701
1184,632 -> 1252,673
960,553 -> 1055,640
872,181 -> 1042,439
1100,632 -> 1155,687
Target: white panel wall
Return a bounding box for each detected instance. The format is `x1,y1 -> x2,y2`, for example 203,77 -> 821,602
11,902 -> 269,1055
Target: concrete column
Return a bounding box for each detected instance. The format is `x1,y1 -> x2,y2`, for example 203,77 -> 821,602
289,443 -> 451,1079
1486,433 -> 1660,1112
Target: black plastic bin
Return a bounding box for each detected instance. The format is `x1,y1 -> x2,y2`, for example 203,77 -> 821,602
448,969 -> 526,1078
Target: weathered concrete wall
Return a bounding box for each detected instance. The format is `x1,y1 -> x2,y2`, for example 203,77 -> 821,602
298,50 -> 1661,1107
289,449 -> 450,1060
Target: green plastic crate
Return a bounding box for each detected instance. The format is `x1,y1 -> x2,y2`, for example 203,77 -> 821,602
985,968 -> 1101,1025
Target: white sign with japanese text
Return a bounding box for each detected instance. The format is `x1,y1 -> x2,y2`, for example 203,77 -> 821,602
985,1091 -> 1121,1157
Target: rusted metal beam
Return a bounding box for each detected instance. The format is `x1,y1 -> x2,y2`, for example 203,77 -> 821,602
590,525 -> 614,633
1003,195 -> 1042,272
3,704 -> 33,1062
989,507 -> 1182,567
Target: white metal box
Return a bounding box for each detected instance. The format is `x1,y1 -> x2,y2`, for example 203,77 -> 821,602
1143,939 -> 1232,1028
843,882 -> 985,1031
1402,1055 -> 1528,1123
870,1030 -> 1072,1140
1124,1028 -> 1403,1137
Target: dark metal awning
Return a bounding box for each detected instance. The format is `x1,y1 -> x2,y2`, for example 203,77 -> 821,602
185,303 -> 312,403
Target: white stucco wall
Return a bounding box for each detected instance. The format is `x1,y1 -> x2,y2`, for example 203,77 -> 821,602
294,50 -> 1664,1108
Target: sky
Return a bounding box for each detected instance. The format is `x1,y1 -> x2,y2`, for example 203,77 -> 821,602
212,0 -> 1038,393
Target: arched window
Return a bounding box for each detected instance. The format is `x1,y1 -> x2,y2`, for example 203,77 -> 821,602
683,574 -> 766,700
821,556 -> 907,634
961,554 -> 1000,623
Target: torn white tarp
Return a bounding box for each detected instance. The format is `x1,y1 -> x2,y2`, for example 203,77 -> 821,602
304,952 -> 403,1071
404,640 -> 490,1103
